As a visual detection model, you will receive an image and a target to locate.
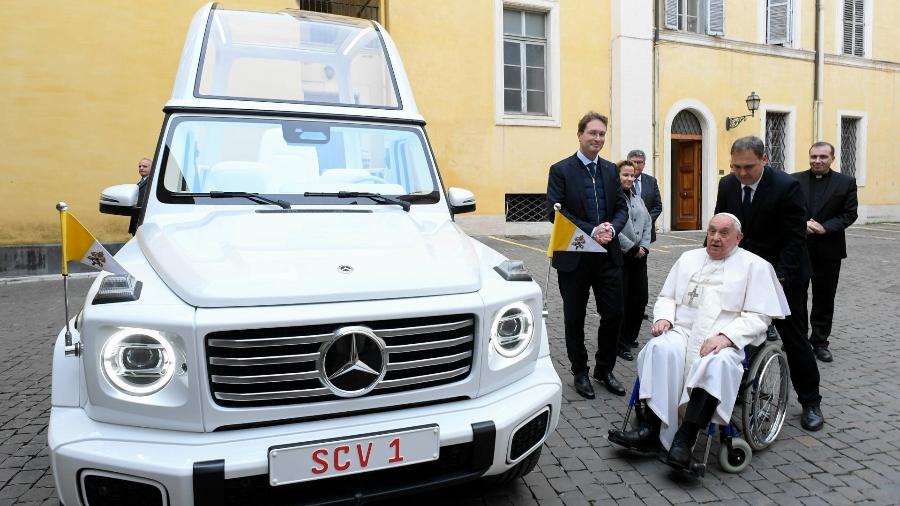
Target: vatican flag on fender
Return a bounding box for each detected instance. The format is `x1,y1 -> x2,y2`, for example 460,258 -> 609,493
546,208 -> 606,257
58,204 -> 129,276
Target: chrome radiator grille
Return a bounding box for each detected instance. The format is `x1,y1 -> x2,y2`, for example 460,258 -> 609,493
206,314 -> 476,407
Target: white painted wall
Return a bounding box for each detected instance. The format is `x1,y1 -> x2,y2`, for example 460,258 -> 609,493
611,0 -> 655,172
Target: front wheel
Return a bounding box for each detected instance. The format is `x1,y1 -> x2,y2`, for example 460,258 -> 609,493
489,446 -> 542,484
718,437 -> 752,473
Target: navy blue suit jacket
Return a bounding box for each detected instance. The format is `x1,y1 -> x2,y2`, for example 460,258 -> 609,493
546,153 -> 628,271
714,165 -> 811,289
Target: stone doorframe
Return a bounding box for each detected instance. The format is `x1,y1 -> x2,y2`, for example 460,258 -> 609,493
661,99 -> 718,232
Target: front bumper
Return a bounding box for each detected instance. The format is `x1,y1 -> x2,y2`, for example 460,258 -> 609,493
50,355 -> 560,505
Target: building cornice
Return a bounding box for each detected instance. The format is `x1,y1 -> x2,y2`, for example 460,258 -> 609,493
657,30 -> 900,72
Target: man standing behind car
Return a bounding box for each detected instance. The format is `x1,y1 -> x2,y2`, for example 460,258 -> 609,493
546,111 -> 629,399
129,157 -> 152,235
793,142 -> 858,363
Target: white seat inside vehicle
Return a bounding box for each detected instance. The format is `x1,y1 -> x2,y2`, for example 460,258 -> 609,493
204,161 -> 271,193
258,129 -> 320,192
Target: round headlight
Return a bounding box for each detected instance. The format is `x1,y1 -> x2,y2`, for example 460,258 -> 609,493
101,329 -> 176,396
491,302 -> 534,357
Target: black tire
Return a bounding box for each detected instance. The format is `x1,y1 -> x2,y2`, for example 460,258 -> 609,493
740,341 -> 790,451
489,445 -> 542,484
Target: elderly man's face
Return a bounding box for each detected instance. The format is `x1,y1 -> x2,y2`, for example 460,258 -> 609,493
138,159 -> 151,178
706,215 -> 743,260
628,156 -> 645,177
730,149 -> 767,186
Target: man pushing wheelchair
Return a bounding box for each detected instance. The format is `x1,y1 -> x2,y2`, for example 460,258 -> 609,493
609,213 -> 790,472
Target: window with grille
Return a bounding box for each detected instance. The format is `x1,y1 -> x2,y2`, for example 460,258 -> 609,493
842,0 -> 865,56
503,9 -> 548,115
765,112 -> 788,171
505,194 -> 548,222
840,117 -> 859,177
295,0 -> 380,21
767,0 -> 792,45
664,0 -> 724,35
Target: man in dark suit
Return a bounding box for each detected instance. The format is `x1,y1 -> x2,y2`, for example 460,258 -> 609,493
547,111 -> 629,399
793,142 -> 858,363
714,136 -> 823,432
627,149 -> 662,242
129,157 -> 151,235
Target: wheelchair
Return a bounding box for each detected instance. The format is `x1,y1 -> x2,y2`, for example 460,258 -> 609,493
613,340 -> 790,476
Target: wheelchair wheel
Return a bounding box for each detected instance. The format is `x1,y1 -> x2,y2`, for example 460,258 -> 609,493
718,437 -> 752,473
741,342 -> 790,451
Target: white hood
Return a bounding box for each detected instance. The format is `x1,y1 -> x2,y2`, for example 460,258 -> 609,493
136,209 -> 481,307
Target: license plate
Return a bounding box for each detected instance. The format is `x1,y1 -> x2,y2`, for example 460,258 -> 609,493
268,425 -> 440,486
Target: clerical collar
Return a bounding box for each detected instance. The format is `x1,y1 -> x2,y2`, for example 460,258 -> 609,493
812,169 -> 831,180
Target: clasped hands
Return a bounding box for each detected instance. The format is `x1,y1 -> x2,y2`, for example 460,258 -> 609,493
806,219 -> 826,235
591,222 -> 614,244
651,319 -> 734,356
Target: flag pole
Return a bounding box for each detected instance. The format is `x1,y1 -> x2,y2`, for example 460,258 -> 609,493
543,203 -> 562,317
57,202 -> 78,357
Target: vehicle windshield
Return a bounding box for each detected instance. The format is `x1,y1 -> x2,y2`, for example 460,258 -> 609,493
197,8 -> 399,108
159,117 -> 438,203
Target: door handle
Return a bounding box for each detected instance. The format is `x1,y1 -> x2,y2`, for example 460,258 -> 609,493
681,192 -> 688,197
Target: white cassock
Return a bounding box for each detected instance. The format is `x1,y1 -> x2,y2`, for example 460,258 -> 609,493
637,247 -> 790,449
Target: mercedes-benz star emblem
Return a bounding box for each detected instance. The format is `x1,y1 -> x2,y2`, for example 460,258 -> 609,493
317,326 -> 387,397
337,265 -> 354,274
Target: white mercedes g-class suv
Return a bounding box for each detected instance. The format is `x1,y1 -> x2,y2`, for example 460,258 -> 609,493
49,5 -> 561,505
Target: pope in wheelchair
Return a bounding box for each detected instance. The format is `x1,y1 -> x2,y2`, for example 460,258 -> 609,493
609,213 -> 790,472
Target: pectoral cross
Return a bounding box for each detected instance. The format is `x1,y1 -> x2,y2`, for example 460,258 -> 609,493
686,285 -> 701,306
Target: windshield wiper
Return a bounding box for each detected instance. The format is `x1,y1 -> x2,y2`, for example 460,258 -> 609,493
303,191 -> 411,212
208,191 -> 291,209
397,190 -> 440,203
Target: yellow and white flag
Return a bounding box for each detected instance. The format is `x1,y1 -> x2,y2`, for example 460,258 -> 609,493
59,207 -> 129,276
547,209 -> 606,257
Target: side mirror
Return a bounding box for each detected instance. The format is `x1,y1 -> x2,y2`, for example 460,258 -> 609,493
99,184 -> 140,216
447,187 -> 476,214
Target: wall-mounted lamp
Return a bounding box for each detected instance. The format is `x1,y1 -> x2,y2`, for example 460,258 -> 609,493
725,91 -> 761,130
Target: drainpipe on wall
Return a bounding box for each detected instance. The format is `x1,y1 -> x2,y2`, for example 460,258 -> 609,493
652,0 -> 660,176
814,0 -> 824,141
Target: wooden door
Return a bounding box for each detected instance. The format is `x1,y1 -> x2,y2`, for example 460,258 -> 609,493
673,140 -> 702,230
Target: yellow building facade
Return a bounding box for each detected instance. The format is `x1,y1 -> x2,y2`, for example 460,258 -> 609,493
1,0 -> 897,245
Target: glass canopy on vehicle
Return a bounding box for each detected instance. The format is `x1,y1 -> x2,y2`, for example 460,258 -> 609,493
159,117 -> 437,203
196,8 -> 399,108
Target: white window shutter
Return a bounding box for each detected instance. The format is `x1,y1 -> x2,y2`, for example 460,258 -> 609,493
664,0 -> 678,29
707,0 -> 725,36
767,0 -> 791,45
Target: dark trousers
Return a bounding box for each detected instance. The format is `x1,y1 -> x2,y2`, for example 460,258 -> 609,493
618,254 -> 648,350
775,285 -> 822,407
557,253 -> 623,376
804,255 -> 842,348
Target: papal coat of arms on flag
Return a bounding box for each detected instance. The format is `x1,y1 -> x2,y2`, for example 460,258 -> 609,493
546,207 -> 606,257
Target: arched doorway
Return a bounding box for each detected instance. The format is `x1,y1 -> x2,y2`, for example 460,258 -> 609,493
670,110 -> 703,230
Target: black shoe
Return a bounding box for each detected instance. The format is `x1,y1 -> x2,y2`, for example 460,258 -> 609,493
609,403 -> 661,452
617,349 -> 635,361
609,427 -> 660,452
666,432 -> 695,469
573,372 -> 595,399
593,370 -> 626,396
801,404 -> 824,431
813,346 -> 833,363
766,326 -> 779,341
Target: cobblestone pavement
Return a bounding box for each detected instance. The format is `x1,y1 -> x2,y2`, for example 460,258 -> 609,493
2,225 -> 900,505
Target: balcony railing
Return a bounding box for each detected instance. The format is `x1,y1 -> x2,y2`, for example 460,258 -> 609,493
295,0 -> 380,22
